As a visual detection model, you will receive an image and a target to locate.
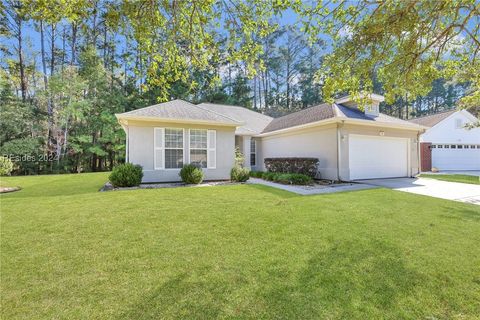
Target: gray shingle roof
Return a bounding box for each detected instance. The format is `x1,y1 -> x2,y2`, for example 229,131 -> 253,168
118,99 -> 423,135
117,99 -> 241,125
261,103 -> 422,134
262,103 -> 334,133
334,104 -> 421,126
408,110 -> 456,127
197,103 -> 273,135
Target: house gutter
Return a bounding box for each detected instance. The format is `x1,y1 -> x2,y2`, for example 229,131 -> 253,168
256,117 -> 426,138
115,114 -> 243,127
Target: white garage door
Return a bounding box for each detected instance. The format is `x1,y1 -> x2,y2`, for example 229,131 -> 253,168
349,135 -> 409,180
431,144 -> 480,170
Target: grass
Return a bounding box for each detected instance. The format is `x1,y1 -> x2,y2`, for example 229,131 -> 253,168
1,173 -> 480,319
419,174 -> 480,185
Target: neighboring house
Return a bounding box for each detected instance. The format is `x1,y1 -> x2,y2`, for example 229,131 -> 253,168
409,109 -> 480,171
116,94 -> 425,182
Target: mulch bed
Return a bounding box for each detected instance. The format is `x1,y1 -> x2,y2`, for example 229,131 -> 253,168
100,180 -> 239,192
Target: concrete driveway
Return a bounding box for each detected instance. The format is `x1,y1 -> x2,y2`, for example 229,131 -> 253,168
358,177 -> 480,205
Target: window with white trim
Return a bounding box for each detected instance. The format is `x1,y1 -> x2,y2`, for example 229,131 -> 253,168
189,129 -> 208,168
250,138 -> 256,166
164,128 -> 184,168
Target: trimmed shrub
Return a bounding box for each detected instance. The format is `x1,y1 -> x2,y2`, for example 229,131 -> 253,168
109,163 -> 143,187
179,164 -> 204,184
249,171 -> 264,178
263,172 -> 276,181
264,157 -> 319,177
251,171 -> 313,185
231,166 -> 250,182
272,173 -> 313,185
0,156 -> 14,176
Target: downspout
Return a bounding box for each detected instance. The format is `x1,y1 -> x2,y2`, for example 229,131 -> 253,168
336,121 -> 344,181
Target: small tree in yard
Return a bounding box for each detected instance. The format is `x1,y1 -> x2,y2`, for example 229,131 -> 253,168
234,147 -> 245,167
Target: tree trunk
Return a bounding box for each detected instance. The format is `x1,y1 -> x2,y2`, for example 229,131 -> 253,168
17,18 -> 27,102
61,26 -> 66,74
50,23 -> 56,76
91,132 -> 97,171
70,23 -> 77,65
40,21 -> 48,90
263,70 -> 268,109
253,76 -> 257,109
103,22 -> 107,67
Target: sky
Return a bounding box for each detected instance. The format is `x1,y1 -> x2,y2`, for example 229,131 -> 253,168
2,6 -> 306,74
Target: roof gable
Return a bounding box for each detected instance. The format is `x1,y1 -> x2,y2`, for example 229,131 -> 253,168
116,99 -> 241,126
261,103 -> 421,134
408,110 -> 456,127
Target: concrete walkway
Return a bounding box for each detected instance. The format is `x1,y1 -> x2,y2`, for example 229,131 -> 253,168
246,178 -> 377,195
358,177 -> 480,205
421,170 -> 480,176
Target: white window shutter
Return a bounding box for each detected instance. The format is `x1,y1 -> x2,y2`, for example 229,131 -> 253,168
154,128 -> 164,169
207,130 -> 216,169
183,129 -> 187,166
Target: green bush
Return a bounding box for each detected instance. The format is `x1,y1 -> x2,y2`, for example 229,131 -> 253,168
0,156 -> 14,176
179,164 -> 204,184
109,163 -> 143,187
263,172 -> 276,181
249,171 -> 264,178
273,173 -> 313,185
231,166 -> 250,182
252,170 -> 313,185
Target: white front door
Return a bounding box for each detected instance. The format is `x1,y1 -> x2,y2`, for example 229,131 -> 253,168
349,135 -> 409,180
431,144 -> 480,170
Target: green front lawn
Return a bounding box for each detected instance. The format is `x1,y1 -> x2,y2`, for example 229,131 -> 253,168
1,174 -> 479,319
419,174 -> 480,185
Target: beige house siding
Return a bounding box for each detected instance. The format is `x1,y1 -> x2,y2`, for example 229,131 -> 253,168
258,124 -> 338,180
338,123 -> 420,180
257,122 -> 420,181
126,120 -> 235,182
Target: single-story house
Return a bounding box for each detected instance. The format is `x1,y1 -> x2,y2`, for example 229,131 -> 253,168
116,94 -> 426,182
409,109 -> 480,171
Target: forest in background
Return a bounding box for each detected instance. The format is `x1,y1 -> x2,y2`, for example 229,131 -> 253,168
1,1 -> 478,175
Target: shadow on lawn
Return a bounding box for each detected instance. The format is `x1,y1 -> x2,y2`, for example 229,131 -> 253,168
438,206 -> 480,222
259,239 -> 426,319
118,273 -> 225,320
118,239 -> 425,319
246,183 -> 299,199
